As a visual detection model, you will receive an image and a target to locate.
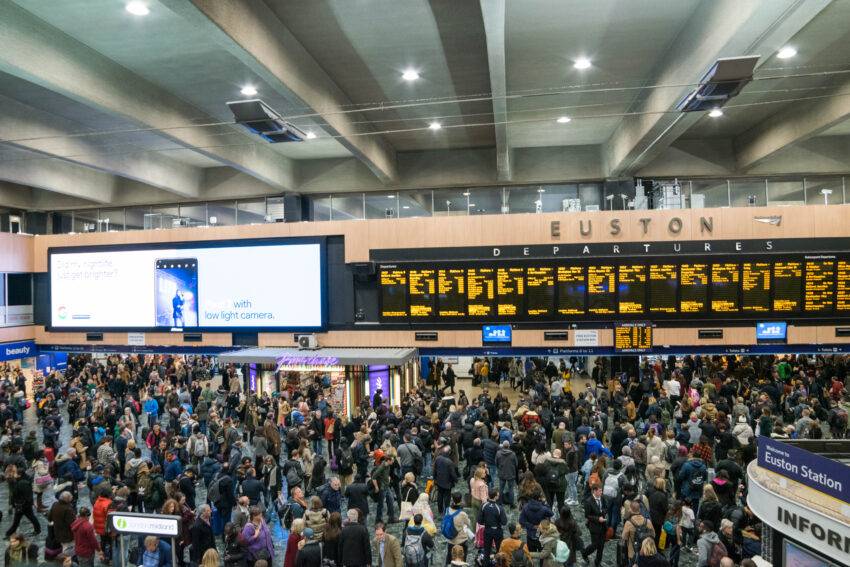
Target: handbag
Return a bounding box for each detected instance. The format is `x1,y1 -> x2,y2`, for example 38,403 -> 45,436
604,526 -> 614,541
474,524 -> 484,548
35,474 -> 54,487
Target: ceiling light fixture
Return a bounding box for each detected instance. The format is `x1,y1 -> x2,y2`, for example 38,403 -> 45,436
125,1 -> 150,16
556,116 -> 571,124
240,85 -> 258,96
428,121 -> 442,130
469,203 -> 476,207
402,205 -> 410,209
537,188 -> 546,193
401,69 -> 420,81
387,195 -> 395,199
708,108 -> 723,118
462,192 -> 470,196
777,46 -> 797,59
305,131 -> 317,139
573,57 -> 591,70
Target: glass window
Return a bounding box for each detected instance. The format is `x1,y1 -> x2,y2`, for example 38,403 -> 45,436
51,212 -> 73,234
146,205 -> 180,229
237,199 -> 266,225
433,188 -> 468,216
767,177 -> 804,205
366,192 -> 399,219
97,209 -> 125,231
178,204 -> 207,228
125,206 -> 149,231
467,187 -> 502,215
805,177 -> 844,205
506,186 -> 539,214
72,210 -> 99,233
207,202 -> 236,226
690,180 -> 729,208
310,196 -> 331,221
331,194 -> 364,220
266,197 -> 285,221
540,184 -> 580,212
730,179 -> 765,207
398,189 -> 432,218
579,183 -> 604,211
7,273 -> 31,306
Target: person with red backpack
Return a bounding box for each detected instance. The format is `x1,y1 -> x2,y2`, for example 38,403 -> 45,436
696,520 -> 728,567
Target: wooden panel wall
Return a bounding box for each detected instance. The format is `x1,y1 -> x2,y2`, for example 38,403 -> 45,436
0,233 -> 34,273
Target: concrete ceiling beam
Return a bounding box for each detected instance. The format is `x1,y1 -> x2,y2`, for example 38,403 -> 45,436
480,0 -> 511,182
163,0 -> 398,183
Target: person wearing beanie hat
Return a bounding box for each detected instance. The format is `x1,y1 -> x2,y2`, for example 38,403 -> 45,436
294,527 -> 323,567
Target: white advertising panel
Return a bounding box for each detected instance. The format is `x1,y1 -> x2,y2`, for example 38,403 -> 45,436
50,240 -> 324,330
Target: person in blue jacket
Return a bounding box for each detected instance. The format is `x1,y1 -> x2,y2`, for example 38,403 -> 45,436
518,488 -> 553,552
163,451 -> 184,482
677,451 -> 708,507
584,431 -> 613,459
138,535 -> 172,567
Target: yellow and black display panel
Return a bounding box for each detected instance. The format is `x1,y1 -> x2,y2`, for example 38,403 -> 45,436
526,267 -> 555,317
437,268 -> 466,318
467,267 -> 496,317
379,255 -> 850,322
648,264 -> 677,314
741,262 -> 771,313
773,261 -> 802,312
614,324 -> 653,352
379,268 -> 407,318
618,264 -> 647,314
408,268 -> 436,318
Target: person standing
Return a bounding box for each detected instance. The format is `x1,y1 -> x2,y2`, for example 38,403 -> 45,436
373,522 -> 402,567
433,446 -> 457,516
339,509 -> 372,567
190,505 -> 216,566
479,489 -> 507,566
241,506 -> 274,564
496,441 -> 518,508
5,467 -> 41,537
442,493 -> 471,566
71,507 -> 102,567
581,484 -> 608,567
443,364 -> 456,395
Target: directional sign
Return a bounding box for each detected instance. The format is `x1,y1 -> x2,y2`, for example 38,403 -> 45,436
109,512 -> 180,537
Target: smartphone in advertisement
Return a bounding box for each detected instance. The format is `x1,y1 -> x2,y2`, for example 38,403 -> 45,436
154,258 -> 199,328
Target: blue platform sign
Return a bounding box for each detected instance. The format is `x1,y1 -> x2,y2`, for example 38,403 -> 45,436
756,322 -> 786,340
482,325 -> 512,343
0,340 -> 36,362
757,436 -> 849,504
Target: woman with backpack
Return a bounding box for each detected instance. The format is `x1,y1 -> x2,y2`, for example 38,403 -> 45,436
554,506 -> 582,567
529,517 -> 568,567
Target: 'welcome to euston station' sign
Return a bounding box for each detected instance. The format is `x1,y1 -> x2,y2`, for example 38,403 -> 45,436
757,436 -> 849,505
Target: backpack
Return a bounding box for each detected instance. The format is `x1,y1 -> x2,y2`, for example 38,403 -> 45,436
336,450 -> 353,473
553,540 -> 570,564
546,466 -> 560,488
665,443 -> 678,464
144,477 -> 165,511
603,473 -> 620,499
511,546 -> 531,567
689,468 -> 706,492
403,532 -> 426,567
207,476 -> 223,504
630,518 -> 652,558
192,437 -> 207,457
708,540 -> 728,567
441,509 -> 461,539
285,461 -> 303,487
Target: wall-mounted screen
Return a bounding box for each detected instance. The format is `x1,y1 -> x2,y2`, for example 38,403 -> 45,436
50,238 -> 325,331
483,324 -> 512,343
756,321 -> 787,340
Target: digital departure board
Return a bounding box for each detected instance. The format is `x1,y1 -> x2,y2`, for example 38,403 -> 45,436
467,267 -> 496,317
496,267 -> 524,317
773,261 -> 802,312
408,269 -> 436,318
804,260 -> 834,312
649,264 -> 677,314
742,262 -> 770,313
680,263 -> 708,314
526,267 -> 555,317
379,255 -> 850,322
711,263 -> 740,313
557,266 -> 585,315
380,268 -> 407,318
614,324 -> 653,352
588,265 -> 616,314
618,265 -> 647,314
437,268 -> 466,317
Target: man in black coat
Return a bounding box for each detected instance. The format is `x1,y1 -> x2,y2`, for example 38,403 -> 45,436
432,446 -> 457,516
189,505 -> 216,565
238,468 -> 264,508
581,484 -> 609,567
343,482 -> 370,523
339,509 -> 372,567
5,469 -> 40,537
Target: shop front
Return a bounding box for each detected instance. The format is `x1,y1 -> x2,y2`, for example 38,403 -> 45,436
746,437 -> 850,567
218,347 -> 419,416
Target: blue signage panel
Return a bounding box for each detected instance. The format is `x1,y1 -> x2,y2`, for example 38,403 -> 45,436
756,322 -> 787,340
482,325 -> 512,343
757,436 -> 849,504
0,340 -> 37,362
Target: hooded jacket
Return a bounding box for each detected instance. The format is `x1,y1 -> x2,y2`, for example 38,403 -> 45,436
518,499 -> 553,542
496,446 -> 518,480
697,531 -> 722,567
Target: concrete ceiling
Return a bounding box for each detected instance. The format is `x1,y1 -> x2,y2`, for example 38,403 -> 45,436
0,0 -> 848,209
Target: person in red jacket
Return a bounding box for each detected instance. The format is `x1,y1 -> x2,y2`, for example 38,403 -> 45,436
71,507 -> 102,567
92,494 -> 113,561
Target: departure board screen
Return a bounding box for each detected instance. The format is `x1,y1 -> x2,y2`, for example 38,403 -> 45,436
712,263 -> 740,313
614,324 -> 653,352
496,267 -> 524,317
557,266 -> 586,315
838,261 -> 850,311
437,268 -> 466,318
618,265 -> 647,314
773,261 -> 802,312
526,267 -> 555,317
680,263 -> 708,314
467,268 -> 496,317
804,260 -> 834,312
742,262 -> 771,313
380,268 -> 407,318
649,264 -> 677,314
408,269 -> 436,318
588,265 -> 616,314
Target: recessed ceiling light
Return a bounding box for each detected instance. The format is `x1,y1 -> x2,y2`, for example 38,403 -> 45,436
387,195 -> 395,199
708,108 -> 723,118
469,203 -> 476,207
402,205 -> 410,210
125,1 -> 149,16
537,188 -> 546,193
573,58 -> 591,70
777,46 -> 797,59
240,85 -> 258,96
556,116 -> 571,124
462,192 -> 470,196
401,69 -> 420,81
428,121 -> 441,130
305,131 -> 317,139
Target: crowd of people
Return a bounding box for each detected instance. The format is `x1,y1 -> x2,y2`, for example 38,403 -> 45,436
0,351 -> 847,567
